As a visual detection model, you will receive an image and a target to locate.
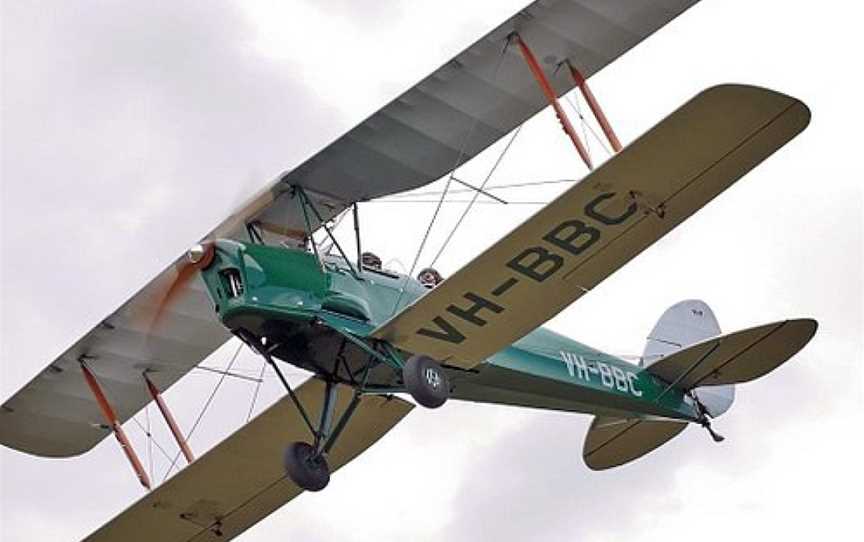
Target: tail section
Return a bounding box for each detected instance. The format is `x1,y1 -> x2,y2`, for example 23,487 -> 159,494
642,300 -> 735,417
582,300 -> 817,470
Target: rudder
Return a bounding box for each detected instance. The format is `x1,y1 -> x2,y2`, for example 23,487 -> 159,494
642,300 -> 735,417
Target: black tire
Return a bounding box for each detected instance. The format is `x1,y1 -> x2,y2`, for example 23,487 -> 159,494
402,355 -> 449,408
284,441 -> 330,492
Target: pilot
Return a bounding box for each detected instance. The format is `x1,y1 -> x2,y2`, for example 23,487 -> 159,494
361,251 -> 382,270
417,267 -> 443,288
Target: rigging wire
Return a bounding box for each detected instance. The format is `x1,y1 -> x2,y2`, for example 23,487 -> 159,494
573,91 -> 592,160
246,361 -> 268,423
388,37 -> 513,316
130,415 -> 176,465
194,364 -> 263,383
161,341 -> 244,482
564,93 -> 612,157
90,367 -> 175,482
383,178 -> 579,199
372,199 -> 550,205
145,405 -> 153,484
430,124 -> 523,267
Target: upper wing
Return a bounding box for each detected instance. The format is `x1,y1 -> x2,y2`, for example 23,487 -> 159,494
229,0 -> 703,241
0,272 -> 229,457
372,85 -> 811,368
1,0 -> 700,458
84,379 -> 413,542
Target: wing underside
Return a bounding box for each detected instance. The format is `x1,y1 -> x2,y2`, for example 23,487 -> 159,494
645,319 -> 818,389
84,379 -> 413,542
583,416 -> 687,470
372,84 -> 811,368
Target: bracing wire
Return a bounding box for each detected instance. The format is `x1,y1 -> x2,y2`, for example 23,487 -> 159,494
130,415 -> 176,464
372,199 -> 550,205
564,93 -> 612,157
573,91 -> 591,160
161,341 -> 244,482
382,178 -> 578,199
429,124 -> 523,267
388,37 -> 514,316
246,361 -> 268,423
145,405 -> 153,484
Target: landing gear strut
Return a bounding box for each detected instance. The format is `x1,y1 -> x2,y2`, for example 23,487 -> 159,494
700,419 -> 725,443
238,331 -> 368,492
692,393 -> 725,443
281,378 -> 341,492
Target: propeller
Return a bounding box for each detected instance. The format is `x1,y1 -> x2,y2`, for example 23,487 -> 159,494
148,242 -> 216,331
143,184 -> 281,331
142,182 -> 332,332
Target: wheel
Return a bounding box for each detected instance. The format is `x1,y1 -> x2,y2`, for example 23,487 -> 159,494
402,355 -> 450,408
283,441 -> 330,491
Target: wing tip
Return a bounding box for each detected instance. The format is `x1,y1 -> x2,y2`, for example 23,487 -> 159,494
701,83 -> 812,131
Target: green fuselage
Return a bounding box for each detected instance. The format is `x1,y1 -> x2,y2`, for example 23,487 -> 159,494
198,240 -> 699,423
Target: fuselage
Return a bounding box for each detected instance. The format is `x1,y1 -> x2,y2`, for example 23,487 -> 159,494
198,239 -> 699,422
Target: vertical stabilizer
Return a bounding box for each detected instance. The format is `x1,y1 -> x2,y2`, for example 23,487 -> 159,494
643,300 -> 734,417
642,300 -> 721,362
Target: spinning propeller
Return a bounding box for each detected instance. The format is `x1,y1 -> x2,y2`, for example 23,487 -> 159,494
145,182 -> 285,331
148,242 -> 217,330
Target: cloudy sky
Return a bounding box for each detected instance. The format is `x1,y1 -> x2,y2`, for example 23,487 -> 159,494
1,1 -> 862,540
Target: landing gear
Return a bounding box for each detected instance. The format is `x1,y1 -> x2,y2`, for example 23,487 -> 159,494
700,419 -> 725,443
284,441 -> 330,491
238,332 -> 359,494
238,328 -> 449,494
692,393 -> 725,443
403,355 -> 449,408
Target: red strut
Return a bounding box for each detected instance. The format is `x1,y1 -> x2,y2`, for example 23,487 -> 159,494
144,373 -> 195,465
80,362 -> 152,490
513,34 -> 593,170
566,61 -> 623,153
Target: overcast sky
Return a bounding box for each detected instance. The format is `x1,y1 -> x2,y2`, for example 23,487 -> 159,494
1,1 -> 862,541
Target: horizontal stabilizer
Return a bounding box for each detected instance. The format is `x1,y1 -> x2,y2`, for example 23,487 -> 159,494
85,379 -> 412,542
646,319 -> 817,390
583,416 -> 687,470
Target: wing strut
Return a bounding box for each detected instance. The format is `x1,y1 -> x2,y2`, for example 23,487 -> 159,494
565,61 -> 623,153
79,360 -> 152,490
513,33 -> 593,170
143,373 -> 195,465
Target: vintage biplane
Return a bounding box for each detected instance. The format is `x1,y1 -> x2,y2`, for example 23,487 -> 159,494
1,0 -> 817,539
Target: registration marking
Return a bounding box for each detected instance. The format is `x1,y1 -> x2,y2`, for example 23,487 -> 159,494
559,350 -> 642,397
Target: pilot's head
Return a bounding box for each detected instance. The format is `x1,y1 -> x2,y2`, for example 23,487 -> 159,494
417,267 -> 443,288
361,251 -> 382,270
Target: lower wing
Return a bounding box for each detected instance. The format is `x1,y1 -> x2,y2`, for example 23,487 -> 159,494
84,379 -> 412,542
372,84 -> 810,368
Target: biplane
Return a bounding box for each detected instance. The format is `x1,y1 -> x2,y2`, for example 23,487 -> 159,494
0,0 -> 817,540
